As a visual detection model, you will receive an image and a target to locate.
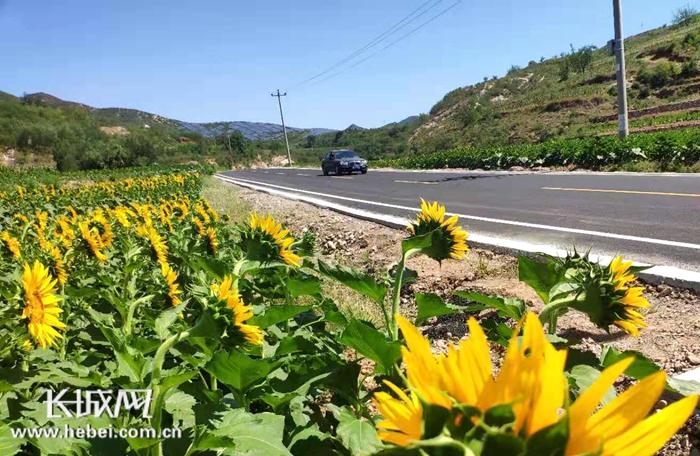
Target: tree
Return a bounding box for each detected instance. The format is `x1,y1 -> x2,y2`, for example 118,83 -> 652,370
568,45 -> 595,74
219,129 -> 247,168
673,5 -> 698,26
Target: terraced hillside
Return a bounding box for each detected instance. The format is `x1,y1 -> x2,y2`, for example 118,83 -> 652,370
409,14 -> 700,151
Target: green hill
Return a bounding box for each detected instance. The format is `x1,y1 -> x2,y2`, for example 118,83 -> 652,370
282,12 -> 700,166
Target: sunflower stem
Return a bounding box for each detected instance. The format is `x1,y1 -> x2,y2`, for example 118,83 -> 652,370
150,329 -> 190,456
389,249 -> 420,340
539,297 -> 571,334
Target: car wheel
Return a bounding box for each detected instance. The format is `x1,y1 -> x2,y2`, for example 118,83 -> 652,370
361,169 -> 367,174
335,165 -> 341,175
323,167 -> 329,176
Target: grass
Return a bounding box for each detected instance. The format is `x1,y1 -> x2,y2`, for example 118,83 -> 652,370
201,177 -> 252,224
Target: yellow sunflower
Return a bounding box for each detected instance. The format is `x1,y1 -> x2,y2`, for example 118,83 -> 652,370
374,312 -> 698,454
1,231 -> 21,259
566,357 -> 698,456
91,210 -> 114,247
607,256 -> 650,337
54,216 -> 76,249
407,200 -> 469,261
205,227 -> 219,254
194,202 -> 211,224
160,263 -> 182,306
246,213 -> 301,267
374,380 -> 423,447
136,224 -> 169,269
79,221 -> 108,262
609,256 -> 635,290
21,261 -> 66,349
43,241 -> 68,286
111,206 -> 135,228
211,275 -> 264,345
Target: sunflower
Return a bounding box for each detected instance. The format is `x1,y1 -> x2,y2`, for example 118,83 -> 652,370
406,200 -> 468,261
205,227 -> 219,254
79,221 -> 108,262
194,202 -> 211,225
379,313 -> 566,436
111,206 -> 135,228
90,210 -> 114,247
66,206 -> 79,223
245,213 -> 301,267
160,263 -> 182,306
374,312 -> 698,454
211,275 -> 263,345
43,241 -> 67,286
606,256 -> 650,336
54,216 -> 76,249
566,357 -> 698,456
1,231 -> 21,259
192,217 -> 206,236
374,380 -> 423,447
34,211 -> 49,239
609,255 -> 635,290
15,213 -> 29,225
21,261 -> 66,349
136,224 -> 169,269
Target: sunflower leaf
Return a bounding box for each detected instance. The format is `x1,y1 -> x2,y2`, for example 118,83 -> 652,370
317,260 -> 387,305
518,256 -> 562,304
415,293 -> 464,325
249,305 -> 313,329
339,319 -> 401,374
336,406 -> 382,456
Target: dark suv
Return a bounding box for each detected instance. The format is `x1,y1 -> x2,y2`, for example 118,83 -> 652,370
321,150 -> 368,175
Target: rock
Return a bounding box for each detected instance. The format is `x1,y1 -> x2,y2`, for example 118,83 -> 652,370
657,286 -> 672,298
687,353 -> 700,365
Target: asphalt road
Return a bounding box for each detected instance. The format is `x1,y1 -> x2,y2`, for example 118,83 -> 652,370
220,168 -> 700,272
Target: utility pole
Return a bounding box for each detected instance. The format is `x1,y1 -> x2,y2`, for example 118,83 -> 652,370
271,89 -> 293,166
613,0 -> 630,138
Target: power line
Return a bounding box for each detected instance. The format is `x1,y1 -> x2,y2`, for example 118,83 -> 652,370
288,0 -> 445,90
306,1 -> 461,89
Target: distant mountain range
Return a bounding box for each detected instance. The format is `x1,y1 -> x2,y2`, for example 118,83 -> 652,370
19,92 -> 338,141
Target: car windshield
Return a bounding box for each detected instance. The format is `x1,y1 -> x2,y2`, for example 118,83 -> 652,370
335,151 -> 358,159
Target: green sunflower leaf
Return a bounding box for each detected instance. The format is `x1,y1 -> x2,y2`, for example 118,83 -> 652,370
336,406 -> 382,456
317,260 -> 387,305
415,293 -> 464,325
339,319 -> 401,374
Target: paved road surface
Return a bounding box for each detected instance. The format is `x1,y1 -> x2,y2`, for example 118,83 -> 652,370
219,168 -> 700,273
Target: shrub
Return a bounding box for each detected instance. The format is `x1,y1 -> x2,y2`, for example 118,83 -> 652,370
374,129 -> 700,170
637,62 -> 681,88
507,65 -> 521,75
681,59 -> 700,77
673,5 -> 698,26
683,31 -> 700,48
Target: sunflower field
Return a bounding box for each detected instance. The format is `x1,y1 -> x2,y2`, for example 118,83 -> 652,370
0,167 -> 697,456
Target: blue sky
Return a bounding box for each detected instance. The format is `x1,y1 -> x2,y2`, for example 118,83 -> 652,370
0,0 -> 696,129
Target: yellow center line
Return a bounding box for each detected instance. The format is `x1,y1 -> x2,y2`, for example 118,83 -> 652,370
542,187 -> 700,198
394,180 -> 439,185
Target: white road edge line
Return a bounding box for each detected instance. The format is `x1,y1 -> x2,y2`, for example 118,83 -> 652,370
216,174 -> 700,386
215,173 -> 700,289
217,174 -> 700,251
